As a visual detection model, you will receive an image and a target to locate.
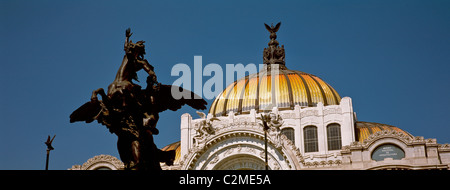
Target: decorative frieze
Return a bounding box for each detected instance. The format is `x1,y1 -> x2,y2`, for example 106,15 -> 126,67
69,154 -> 124,170
438,144 -> 450,152
180,118 -> 304,170
280,112 -> 297,119
300,110 -> 318,118
323,107 -> 342,115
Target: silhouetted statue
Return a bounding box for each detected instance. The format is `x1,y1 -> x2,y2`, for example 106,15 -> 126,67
70,28 -> 207,170
263,22 -> 286,67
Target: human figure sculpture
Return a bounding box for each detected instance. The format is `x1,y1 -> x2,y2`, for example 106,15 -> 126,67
70,28 -> 207,170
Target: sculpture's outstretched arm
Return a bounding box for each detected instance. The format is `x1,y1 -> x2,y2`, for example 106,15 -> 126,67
124,28 -> 133,51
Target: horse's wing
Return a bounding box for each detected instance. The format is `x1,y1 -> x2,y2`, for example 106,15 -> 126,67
153,84 -> 207,113
70,101 -> 102,123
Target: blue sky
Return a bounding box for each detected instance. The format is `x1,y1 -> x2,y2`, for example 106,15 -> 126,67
1,0 -> 449,170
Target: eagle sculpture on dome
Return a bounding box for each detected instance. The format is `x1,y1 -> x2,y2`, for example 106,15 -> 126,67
263,22 -> 286,66
265,22 -> 281,39
70,28 -> 207,170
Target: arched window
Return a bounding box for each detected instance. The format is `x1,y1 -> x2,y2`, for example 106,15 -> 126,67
303,126 -> 318,152
327,123 -> 342,150
281,128 -> 295,143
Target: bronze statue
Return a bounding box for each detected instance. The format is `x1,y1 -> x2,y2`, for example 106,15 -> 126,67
45,135 -> 55,170
263,22 -> 286,68
70,28 -> 207,170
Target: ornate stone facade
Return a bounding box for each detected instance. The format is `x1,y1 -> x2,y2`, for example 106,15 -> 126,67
175,97 -> 450,170
69,154 -> 124,170
71,97 -> 450,170
340,130 -> 450,170
71,96 -> 450,170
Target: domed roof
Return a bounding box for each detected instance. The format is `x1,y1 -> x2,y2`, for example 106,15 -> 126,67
209,22 -> 341,116
355,121 -> 414,142
209,68 -> 341,116
161,141 -> 181,164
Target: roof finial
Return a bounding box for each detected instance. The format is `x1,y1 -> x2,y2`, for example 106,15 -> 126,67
263,22 -> 286,68
265,22 -> 281,46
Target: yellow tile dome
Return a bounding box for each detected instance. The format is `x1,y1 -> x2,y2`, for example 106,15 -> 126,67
209,68 -> 341,116
161,141 -> 181,164
355,121 -> 414,142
